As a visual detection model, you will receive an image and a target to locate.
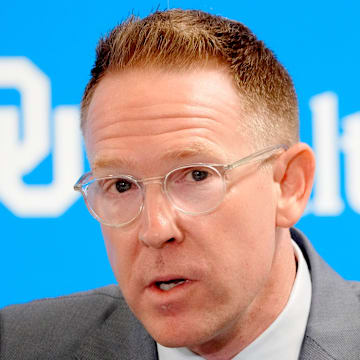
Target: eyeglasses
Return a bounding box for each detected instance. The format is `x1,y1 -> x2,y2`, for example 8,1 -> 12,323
74,144 -> 287,227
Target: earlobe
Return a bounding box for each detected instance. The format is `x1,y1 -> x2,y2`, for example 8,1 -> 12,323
275,143 -> 315,228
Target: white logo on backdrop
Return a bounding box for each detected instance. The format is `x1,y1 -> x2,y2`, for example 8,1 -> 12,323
0,57 -> 83,217
0,58 -> 359,217
310,92 -> 360,215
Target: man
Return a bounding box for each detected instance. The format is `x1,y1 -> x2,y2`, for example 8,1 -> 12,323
1,9 -> 359,360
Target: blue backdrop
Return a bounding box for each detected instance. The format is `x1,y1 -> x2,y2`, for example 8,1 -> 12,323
1,0 -> 359,308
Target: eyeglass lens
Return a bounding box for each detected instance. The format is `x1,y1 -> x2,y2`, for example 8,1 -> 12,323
84,165 -> 225,226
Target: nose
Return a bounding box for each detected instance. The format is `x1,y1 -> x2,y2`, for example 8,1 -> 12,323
138,183 -> 184,249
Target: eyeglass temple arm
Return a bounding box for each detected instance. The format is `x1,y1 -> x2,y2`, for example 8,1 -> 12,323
224,144 -> 288,171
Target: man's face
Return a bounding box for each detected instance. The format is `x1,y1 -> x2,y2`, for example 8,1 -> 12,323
85,66 -> 282,351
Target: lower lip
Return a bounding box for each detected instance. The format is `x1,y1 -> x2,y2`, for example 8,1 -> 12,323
146,281 -> 195,314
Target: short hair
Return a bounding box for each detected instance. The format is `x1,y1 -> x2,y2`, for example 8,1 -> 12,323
81,9 -> 299,146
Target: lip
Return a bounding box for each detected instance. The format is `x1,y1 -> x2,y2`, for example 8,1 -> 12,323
147,274 -> 192,289
143,267 -> 203,300
146,279 -> 195,305
143,273 -> 200,313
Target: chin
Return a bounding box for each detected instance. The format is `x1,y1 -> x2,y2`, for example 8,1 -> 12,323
155,334 -> 204,350
143,315 -> 217,350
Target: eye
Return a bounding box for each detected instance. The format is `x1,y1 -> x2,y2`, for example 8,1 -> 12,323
176,167 -> 212,183
191,169 -> 209,181
115,179 -> 133,193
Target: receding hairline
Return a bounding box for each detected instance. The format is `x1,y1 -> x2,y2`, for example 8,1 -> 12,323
82,58 -> 278,138
82,58 -> 235,128
82,61 -> 269,153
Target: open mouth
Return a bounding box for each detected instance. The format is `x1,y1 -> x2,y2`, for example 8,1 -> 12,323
155,279 -> 187,291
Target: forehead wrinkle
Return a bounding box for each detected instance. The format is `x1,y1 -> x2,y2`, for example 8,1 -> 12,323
88,89 -> 241,135
91,125 -> 221,152
92,116 -> 219,141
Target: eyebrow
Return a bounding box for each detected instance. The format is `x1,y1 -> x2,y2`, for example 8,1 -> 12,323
92,156 -> 136,173
161,143 -> 222,162
92,142 -> 225,173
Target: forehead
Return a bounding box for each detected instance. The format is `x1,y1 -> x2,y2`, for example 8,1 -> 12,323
85,66 -> 252,174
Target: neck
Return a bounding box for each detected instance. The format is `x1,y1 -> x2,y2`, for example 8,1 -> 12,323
190,228 -> 297,360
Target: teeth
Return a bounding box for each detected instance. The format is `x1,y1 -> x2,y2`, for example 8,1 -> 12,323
159,280 -> 185,291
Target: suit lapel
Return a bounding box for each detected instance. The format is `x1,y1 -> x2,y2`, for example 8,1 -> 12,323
292,228 -> 360,360
73,302 -> 158,360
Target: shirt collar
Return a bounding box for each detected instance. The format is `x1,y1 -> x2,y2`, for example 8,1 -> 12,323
157,240 -> 312,360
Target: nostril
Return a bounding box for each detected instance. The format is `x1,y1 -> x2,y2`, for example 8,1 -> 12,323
166,238 -> 176,243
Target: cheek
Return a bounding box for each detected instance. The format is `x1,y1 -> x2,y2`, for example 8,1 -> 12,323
225,173 -> 277,235
101,226 -> 137,290
200,181 -> 277,288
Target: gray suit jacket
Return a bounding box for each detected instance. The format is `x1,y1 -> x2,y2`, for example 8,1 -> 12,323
1,228 -> 359,359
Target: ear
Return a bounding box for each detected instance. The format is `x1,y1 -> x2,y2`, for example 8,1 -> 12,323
274,143 -> 315,227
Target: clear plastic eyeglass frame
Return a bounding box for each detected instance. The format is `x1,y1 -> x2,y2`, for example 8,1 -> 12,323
74,144 -> 287,227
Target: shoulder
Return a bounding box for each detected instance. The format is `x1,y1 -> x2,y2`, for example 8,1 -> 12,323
0,285 -> 134,359
291,228 -> 360,359
1,285 -> 124,325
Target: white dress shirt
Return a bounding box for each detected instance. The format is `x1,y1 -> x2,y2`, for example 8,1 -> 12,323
157,241 -> 312,360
